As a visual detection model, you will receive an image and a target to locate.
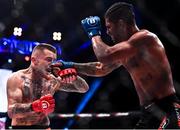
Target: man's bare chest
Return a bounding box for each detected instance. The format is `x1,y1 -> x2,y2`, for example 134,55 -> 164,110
21,76 -> 58,101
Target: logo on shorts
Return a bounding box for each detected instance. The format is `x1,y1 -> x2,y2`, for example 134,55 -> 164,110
174,103 -> 180,127
158,116 -> 169,130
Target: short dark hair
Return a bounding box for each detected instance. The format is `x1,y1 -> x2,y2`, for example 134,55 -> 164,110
32,43 -> 57,54
104,2 -> 135,25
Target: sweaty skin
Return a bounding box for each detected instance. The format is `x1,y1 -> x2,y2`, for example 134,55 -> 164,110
91,30 -> 175,105
7,48 -> 89,126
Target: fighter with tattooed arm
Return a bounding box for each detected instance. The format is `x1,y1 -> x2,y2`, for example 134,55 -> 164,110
52,2 -> 180,129
7,43 -> 89,129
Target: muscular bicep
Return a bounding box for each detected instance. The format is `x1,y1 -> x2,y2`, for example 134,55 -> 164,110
104,42 -> 136,63
109,30 -> 158,61
59,76 -> 89,93
91,36 -> 135,64
7,77 -> 22,117
7,78 -> 23,107
7,76 -> 32,118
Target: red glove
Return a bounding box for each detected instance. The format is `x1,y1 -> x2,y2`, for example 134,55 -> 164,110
58,68 -> 77,77
31,94 -> 55,115
58,68 -> 77,83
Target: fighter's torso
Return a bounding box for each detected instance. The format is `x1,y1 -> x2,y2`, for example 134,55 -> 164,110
123,31 -> 175,105
21,75 -> 58,101
12,70 -> 59,126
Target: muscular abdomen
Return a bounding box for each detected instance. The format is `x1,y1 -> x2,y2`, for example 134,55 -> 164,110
12,112 -> 49,126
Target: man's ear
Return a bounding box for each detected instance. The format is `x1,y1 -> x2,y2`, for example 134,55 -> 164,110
31,56 -> 38,65
117,19 -> 127,32
117,19 -> 125,26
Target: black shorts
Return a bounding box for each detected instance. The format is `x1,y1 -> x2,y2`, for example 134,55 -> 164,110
11,125 -> 50,129
135,94 -> 180,129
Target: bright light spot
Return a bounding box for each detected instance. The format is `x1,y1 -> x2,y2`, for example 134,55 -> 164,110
78,114 -> 93,117
24,56 -> 30,61
13,27 -> 22,36
53,32 -> 62,41
8,59 -> 12,63
96,113 -> 110,117
115,112 -> 129,116
3,41 -> 8,45
59,114 -> 74,118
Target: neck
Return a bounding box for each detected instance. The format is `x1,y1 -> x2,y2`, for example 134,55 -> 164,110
26,66 -> 33,74
27,66 -> 40,74
129,24 -> 139,36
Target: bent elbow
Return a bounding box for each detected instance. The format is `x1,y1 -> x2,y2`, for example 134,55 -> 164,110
82,85 -> 89,93
79,83 -> 89,93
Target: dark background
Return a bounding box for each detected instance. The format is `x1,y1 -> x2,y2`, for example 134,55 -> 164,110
1,0 -> 180,129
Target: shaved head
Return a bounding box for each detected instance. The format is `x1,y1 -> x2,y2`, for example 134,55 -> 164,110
32,43 -> 57,57
30,43 -> 57,69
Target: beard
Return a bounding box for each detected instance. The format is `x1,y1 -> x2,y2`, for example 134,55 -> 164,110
32,66 -> 50,80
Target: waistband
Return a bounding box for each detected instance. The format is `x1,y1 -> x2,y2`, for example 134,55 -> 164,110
11,125 -> 50,129
142,94 -> 179,110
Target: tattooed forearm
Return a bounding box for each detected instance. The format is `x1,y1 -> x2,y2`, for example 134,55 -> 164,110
74,62 -> 100,76
71,76 -> 89,93
59,76 -> 89,93
74,62 -> 120,76
8,103 -> 32,118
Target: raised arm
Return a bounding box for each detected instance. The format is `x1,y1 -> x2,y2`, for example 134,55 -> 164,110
91,36 -> 135,63
81,16 -> 136,64
59,76 -> 89,93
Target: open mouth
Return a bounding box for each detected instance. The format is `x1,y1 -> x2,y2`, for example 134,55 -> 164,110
46,66 -> 52,72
